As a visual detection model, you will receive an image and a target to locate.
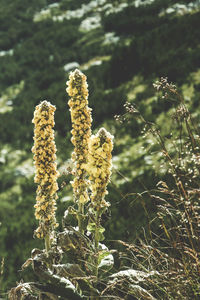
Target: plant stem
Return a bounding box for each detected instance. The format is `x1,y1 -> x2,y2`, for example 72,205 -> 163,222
94,211 -> 100,250
90,291 -> 99,300
94,210 -> 101,291
78,202 -> 84,234
45,233 -> 50,254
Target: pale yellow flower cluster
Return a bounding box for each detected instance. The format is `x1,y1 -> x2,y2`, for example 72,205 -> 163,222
66,69 -> 92,204
32,100 -> 59,239
86,128 -> 113,210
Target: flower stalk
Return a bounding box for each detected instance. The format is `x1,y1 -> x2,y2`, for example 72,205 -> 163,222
86,128 -> 113,249
32,100 -> 59,252
66,69 -> 92,233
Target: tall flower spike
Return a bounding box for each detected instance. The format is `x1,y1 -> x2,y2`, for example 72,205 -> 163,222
86,128 -> 113,211
32,100 -> 59,242
66,69 -> 92,208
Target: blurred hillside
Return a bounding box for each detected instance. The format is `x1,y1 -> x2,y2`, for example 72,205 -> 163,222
1,0 -> 200,293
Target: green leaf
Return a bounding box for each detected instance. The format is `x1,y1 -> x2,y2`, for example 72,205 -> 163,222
98,226 -> 105,241
53,263 -> 85,278
87,223 -> 105,241
99,226 -> 105,234
87,222 -> 96,232
108,269 -> 158,299
97,244 -> 114,275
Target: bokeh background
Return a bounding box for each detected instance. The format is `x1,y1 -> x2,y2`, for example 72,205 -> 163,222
1,0 -> 200,293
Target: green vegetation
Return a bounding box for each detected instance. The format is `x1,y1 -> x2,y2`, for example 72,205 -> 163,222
7,71 -> 200,300
1,0 -> 200,298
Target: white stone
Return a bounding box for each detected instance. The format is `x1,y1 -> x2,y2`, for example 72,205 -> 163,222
0,49 -> 13,57
103,32 -> 120,45
79,14 -> 101,31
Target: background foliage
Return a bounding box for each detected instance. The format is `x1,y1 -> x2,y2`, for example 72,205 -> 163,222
0,0 -> 200,295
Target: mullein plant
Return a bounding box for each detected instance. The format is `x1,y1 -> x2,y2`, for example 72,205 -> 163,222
9,71 -> 115,300
66,69 -> 113,247
66,69 -> 92,233
66,70 -> 114,298
32,100 -> 59,252
85,128 -> 113,249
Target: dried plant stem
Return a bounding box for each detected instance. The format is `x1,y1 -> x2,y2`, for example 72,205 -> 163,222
90,291 -> 99,300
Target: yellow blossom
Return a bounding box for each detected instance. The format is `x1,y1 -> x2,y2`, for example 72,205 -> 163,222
66,69 -> 92,205
86,128 -> 113,210
32,100 -> 59,239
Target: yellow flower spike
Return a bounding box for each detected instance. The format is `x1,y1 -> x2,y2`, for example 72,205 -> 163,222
66,69 -> 92,232
32,100 -> 59,243
86,127 -> 113,211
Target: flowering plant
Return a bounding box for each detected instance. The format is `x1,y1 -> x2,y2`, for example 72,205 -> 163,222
9,70 -> 115,300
